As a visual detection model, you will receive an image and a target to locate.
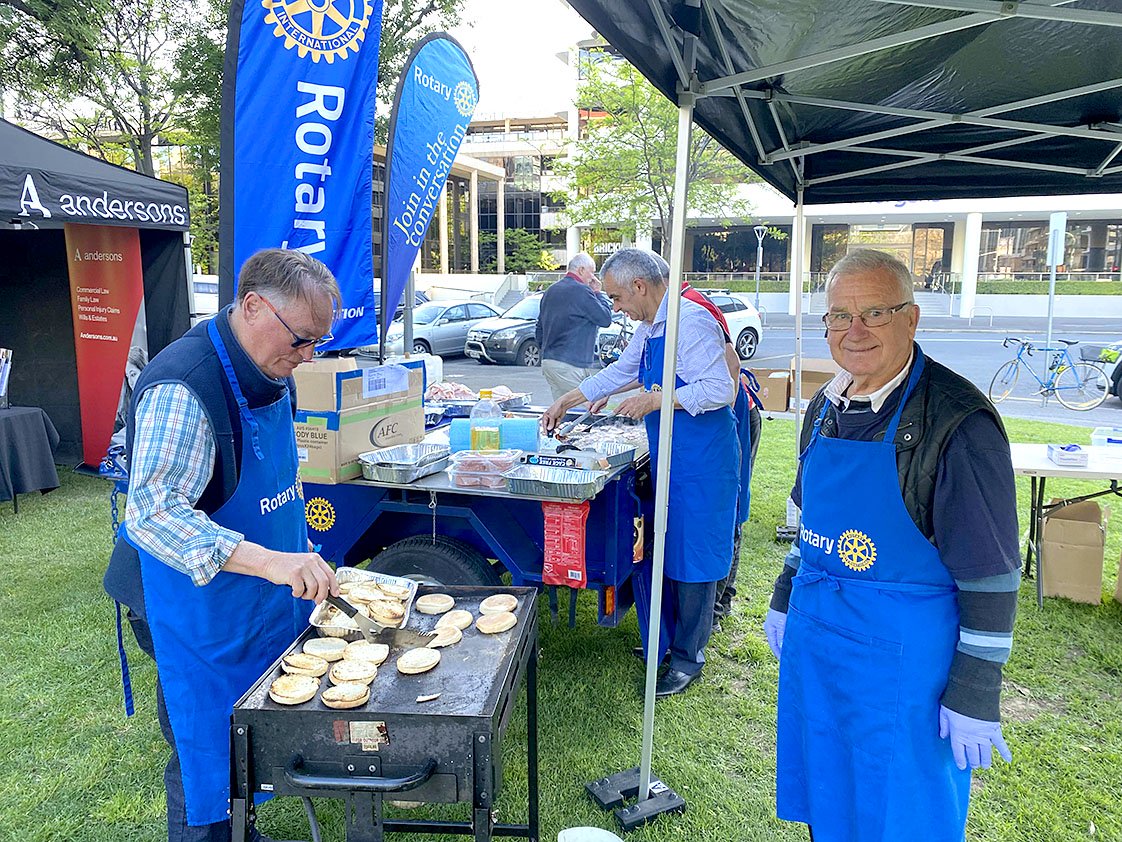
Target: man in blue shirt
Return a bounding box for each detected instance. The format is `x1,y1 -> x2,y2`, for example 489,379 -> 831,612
542,248 -> 738,697
536,252 -> 612,400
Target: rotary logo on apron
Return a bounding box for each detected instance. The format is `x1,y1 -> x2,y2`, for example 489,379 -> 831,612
798,525 -> 878,572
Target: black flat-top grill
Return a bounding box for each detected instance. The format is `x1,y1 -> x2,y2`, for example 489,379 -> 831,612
231,586 -> 539,842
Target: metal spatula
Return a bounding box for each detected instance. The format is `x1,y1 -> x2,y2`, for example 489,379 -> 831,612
325,595 -> 434,647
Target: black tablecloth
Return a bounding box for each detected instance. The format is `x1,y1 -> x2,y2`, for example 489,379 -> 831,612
0,406 -> 60,503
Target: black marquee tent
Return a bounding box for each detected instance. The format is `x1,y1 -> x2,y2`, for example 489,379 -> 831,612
0,119 -> 192,464
563,0 -> 1122,814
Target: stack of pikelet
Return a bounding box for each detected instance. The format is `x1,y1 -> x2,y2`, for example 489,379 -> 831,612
319,579 -> 411,633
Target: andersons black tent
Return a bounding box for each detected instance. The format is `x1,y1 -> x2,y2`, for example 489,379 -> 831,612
564,0 -> 1122,820
0,119 -> 191,464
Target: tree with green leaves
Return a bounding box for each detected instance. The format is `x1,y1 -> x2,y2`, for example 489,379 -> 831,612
0,0 -> 106,97
13,0 -> 191,176
552,56 -> 758,256
480,229 -> 557,273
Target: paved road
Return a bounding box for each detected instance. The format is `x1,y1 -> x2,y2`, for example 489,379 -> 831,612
438,317 -> 1122,429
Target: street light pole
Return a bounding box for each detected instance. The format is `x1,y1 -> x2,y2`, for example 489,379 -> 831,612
752,224 -> 768,310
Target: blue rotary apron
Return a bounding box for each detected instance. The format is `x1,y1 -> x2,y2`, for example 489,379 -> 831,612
633,331 -> 738,656
128,320 -> 309,826
776,350 -> 970,842
732,378 -> 752,524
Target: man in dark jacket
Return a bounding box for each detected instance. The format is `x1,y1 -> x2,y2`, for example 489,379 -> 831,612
766,249 -> 1018,841
536,251 -> 612,399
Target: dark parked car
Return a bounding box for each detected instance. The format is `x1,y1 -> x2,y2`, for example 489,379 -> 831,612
464,295 -> 542,366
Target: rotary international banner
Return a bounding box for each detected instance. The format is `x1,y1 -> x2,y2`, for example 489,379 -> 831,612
64,224 -> 147,467
220,0 -> 384,350
380,34 -> 479,343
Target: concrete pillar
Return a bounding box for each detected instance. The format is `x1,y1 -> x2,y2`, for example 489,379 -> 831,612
958,212 -> 982,319
567,226 -> 580,261
452,179 -> 463,271
496,178 -> 506,275
470,170 -> 479,273
439,186 -> 449,275
787,218 -> 812,315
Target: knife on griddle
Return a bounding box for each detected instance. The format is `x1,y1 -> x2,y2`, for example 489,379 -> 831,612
325,594 -> 435,647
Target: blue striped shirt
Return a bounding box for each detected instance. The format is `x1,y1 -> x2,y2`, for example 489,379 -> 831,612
123,383 -> 243,586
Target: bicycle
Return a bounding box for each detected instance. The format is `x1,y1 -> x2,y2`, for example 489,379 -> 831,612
988,337 -> 1109,411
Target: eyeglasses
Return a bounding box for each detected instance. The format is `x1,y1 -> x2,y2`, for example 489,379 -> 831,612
822,302 -> 913,332
259,295 -> 334,349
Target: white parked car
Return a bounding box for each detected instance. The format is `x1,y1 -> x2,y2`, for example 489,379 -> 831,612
705,291 -> 763,359
594,290 -> 763,363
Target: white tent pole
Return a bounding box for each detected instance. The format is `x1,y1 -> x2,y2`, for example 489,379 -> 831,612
638,90 -> 695,802
792,185 -> 805,453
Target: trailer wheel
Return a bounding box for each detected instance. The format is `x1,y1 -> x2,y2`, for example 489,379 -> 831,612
363,536 -> 501,586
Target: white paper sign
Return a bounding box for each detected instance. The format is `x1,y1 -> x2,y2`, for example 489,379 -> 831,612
362,364 -> 410,400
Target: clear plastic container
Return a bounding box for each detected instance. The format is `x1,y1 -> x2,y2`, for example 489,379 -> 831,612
469,388 -> 502,451
448,449 -> 522,488
1090,427 -> 1122,448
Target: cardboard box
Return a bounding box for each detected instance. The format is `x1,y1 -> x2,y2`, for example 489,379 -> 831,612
294,357 -> 370,412
1040,500 -> 1104,605
751,368 -> 791,413
295,366 -> 424,484
790,357 -> 840,402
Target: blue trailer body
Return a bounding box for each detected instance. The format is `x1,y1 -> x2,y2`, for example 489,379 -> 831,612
302,460 -> 648,627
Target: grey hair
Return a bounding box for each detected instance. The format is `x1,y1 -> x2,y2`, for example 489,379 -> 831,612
237,248 -> 342,312
825,249 -> 914,304
567,252 -> 596,274
649,251 -> 670,282
601,248 -> 667,290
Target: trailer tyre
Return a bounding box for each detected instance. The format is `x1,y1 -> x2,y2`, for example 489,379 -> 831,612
363,536 -> 501,586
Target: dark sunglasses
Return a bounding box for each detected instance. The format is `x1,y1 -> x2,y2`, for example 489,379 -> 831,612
259,295 -> 334,349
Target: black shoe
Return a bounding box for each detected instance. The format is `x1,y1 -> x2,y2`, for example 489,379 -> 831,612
654,668 -> 700,698
711,618 -> 722,634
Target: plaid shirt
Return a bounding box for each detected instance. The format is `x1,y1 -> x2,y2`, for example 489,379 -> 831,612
123,383 -> 243,585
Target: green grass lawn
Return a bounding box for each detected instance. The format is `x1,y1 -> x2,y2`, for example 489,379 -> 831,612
2,415 -> 1120,841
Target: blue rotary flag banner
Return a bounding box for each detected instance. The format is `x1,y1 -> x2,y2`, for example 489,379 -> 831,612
219,0 -> 383,350
381,34 -> 479,341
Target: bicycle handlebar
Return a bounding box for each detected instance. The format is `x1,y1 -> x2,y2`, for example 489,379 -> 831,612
1004,337 -> 1033,354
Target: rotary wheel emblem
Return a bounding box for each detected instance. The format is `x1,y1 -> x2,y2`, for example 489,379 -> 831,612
262,0 -> 372,63
453,81 -> 477,117
838,529 -> 876,572
305,497 -> 336,531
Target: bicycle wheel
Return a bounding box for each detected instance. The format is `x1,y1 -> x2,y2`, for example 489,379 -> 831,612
1054,362 -> 1109,410
988,360 -> 1020,403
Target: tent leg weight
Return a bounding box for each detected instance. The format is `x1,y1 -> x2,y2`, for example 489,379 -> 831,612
585,766 -> 686,831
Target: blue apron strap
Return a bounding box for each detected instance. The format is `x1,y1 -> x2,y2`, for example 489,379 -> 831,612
883,347 -> 926,443
115,601 -> 135,717
741,369 -> 762,407
206,319 -> 264,460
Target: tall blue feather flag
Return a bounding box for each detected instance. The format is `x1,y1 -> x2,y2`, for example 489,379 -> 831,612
219,0 -> 384,350
380,34 -> 479,352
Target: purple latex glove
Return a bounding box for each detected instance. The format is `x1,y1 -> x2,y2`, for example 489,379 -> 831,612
938,705 -> 1012,770
764,608 -> 786,659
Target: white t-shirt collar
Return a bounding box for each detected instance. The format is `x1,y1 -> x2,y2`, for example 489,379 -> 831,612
823,349 -> 915,413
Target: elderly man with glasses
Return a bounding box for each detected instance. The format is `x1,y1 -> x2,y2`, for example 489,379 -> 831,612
104,248 -> 342,842
766,249 -> 1020,842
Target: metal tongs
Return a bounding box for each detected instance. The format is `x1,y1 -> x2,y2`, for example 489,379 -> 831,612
325,594 -> 434,647
555,409 -> 617,439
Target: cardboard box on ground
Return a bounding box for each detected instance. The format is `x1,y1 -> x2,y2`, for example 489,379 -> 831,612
294,358 -> 424,484
748,368 -> 791,413
1040,499 -> 1106,605
790,358 -> 840,410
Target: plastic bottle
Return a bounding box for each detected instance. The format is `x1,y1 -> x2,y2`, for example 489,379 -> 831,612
469,389 -> 502,450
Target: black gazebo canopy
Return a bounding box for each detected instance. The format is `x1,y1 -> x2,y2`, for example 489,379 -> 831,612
568,0 -> 1122,203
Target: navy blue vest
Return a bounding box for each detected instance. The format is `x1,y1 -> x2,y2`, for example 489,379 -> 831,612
103,306 -> 296,615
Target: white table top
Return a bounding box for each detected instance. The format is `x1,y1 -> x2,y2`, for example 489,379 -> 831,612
1010,443 -> 1122,481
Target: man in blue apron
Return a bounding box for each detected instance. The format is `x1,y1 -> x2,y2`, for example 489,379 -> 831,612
542,248 -> 739,697
765,249 -> 1020,841
104,249 -> 342,842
